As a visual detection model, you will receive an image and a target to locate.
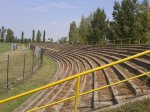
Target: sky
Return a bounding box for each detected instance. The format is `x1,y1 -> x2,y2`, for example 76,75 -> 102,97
0,0 -> 145,41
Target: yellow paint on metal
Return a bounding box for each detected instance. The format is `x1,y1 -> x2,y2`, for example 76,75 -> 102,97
79,71 -> 150,96
74,76 -> 81,112
27,96 -> 76,112
27,71 -> 150,112
0,50 -> 149,107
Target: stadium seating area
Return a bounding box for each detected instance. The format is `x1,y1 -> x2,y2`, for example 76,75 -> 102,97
15,44 -> 150,112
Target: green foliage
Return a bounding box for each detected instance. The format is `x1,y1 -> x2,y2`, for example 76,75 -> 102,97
21,31 -> 24,43
58,37 -> 68,44
112,0 -> 138,39
24,38 -> 31,43
90,8 -> 109,41
32,29 -> 35,42
136,0 -> 150,43
6,28 -> 15,43
48,38 -> 53,42
69,21 -> 79,43
43,30 -> 46,42
0,26 -> 6,42
68,0 -> 150,44
78,16 -> 91,42
112,0 -> 150,43
36,30 -> 41,42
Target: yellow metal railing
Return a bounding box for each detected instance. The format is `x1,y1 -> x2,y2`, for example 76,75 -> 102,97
28,72 -> 150,112
0,50 -> 150,112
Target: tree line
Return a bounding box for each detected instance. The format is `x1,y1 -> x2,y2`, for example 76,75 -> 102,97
0,27 -> 52,43
69,0 -> 150,44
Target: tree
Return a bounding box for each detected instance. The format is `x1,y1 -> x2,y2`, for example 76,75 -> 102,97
107,21 -> 118,40
43,30 -> 46,42
78,16 -> 91,42
90,8 -> 109,41
28,38 -> 32,42
136,0 -> 150,43
50,38 -> 53,42
58,37 -> 68,44
24,38 -> 27,43
6,28 -> 15,43
69,21 -> 79,43
15,37 -> 18,43
112,0 -> 139,39
0,26 -> 6,42
21,31 -> 24,43
36,30 -> 41,42
48,38 -> 53,42
32,29 -> 35,42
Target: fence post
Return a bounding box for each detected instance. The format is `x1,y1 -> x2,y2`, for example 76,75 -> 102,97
6,54 -> 9,89
23,53 -> 26,79
40,49 -> 44,66
38,54 -> 40,69
74,76 -> 81,112
32,51 -> 35,74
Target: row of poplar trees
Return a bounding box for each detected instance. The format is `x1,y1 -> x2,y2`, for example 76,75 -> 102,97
69,0 -> 150,43
31,30 -> 46,43
0,27 -> 47,43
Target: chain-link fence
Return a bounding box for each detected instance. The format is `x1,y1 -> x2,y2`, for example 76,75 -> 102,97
0,48 -> 43,89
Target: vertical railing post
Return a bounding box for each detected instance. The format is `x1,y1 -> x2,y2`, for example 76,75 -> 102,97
23,53 -> 26,79
74,76 -> 80,112
6,54 -> 9,89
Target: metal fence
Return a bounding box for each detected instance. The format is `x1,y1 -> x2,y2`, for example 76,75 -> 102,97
0,48 -> 43,89
75,37 -> 146,45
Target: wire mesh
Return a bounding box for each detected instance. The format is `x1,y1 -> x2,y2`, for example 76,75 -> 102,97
0,50 -> 41,90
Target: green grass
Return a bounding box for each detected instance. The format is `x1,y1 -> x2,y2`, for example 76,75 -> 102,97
99,98 -> 150,112
0,56 -> 57,112
0,43 -> 10,54
0,50 -> 36,89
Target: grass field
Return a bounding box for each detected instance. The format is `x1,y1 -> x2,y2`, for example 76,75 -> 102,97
0,43 -> 10,54
0,56 -> 57,112
99,98 -> 150,112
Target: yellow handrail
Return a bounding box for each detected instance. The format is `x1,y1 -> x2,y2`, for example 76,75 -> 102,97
27,71 -> 150,112
74,76 -> 81,112
0,50 -> 149,111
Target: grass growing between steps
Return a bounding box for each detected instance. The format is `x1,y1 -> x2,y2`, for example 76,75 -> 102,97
99,98 -> 150,112
0,56 -> 57,112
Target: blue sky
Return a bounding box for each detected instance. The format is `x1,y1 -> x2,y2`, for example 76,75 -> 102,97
0,0 -> 145,41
